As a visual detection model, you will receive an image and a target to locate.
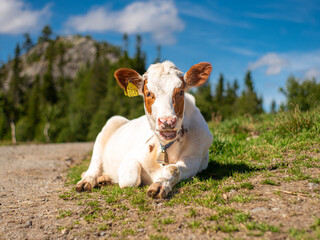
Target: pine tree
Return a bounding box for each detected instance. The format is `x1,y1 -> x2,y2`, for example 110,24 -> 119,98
42,63 -> 57,104
123,33 -> 129,54
193,82 -> 213,121
122,33 -> 129,65
235,71 -> 263,116
27,76 -> 41,129
245,71 -> 254,92
215,74 -> 224,103
212,74 -> 225,118
38,25 -> 53,43
22,33 -> 34,53
133,35 -> 146,74
9,44 -> 23,105
223,80 -> 239,118
7,43 -> 26,143
270,100 -> 277,113
154,45 -> 161,63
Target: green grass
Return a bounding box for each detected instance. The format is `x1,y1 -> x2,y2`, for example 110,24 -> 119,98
161,217 -> 175,225
63,107 -> 320,238
262,179 -> 280,186
149,235 -> 170,240
57,210 -> 72,219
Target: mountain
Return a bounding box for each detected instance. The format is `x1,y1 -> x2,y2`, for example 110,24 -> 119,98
2,35 -> 120,92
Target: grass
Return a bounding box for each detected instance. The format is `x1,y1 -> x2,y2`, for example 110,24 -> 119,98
149,235 -> 170,240
262,179 -> 280,186
57,210 -> 72,219
62,107 -> 320,239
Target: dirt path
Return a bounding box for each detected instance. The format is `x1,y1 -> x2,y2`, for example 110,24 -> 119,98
0,142 -> 93,240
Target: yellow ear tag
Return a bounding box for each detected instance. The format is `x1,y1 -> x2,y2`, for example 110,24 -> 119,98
125,82 -> 139,97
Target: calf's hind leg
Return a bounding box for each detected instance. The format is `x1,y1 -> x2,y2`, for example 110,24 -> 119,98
76,116 -> 128,192
118,161 -> 142,188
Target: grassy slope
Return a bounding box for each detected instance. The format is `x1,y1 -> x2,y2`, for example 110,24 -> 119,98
60,108 -> 320,239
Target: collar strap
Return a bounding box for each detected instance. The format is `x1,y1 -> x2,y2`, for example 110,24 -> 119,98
160,140 -> 176,152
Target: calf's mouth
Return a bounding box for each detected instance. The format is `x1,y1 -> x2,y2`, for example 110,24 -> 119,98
159,130 -> 177,140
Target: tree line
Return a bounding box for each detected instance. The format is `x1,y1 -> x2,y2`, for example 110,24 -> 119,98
0,26 -> 319,143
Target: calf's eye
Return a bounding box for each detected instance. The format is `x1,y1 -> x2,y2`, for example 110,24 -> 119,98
179,90 -> 184,95
146,92 -> 151,97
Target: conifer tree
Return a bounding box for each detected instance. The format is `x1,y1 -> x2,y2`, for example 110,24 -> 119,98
245,71 -> 254,92
38,25 -> 53,43
215,74 -> 224,104
154,45 -> 161,63
122,33 -> 129,65
42,63 -> 57,104
133,35 -> 146,74
270,100 -> 277,113
193,82 -> 213,121
27,76 -> 41,129
235,71 -> 263,116
22,33 -> 34,53
8,43 -> 25,143
212,74 -> 225,117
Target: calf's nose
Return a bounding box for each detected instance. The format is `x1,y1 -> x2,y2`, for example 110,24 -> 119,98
158,117 -> 177,129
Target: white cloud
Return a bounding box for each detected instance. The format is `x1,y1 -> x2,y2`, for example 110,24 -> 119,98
0,0 -> 51,34
248,53 -> 289,75
304,68 -> 320,80
248,50 -> 320,80
223,46 -> 256,56
180,2 -> 251,29
65,0 -> 184,44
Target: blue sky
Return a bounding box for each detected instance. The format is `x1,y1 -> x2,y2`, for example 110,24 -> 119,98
1,0 -> 320,111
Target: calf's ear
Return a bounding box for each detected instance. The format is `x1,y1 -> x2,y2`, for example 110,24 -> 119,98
114,68 -> 144,93
184,62 -> 212,87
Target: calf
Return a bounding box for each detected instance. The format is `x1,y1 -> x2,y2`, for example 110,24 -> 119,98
76,61 -> 213,198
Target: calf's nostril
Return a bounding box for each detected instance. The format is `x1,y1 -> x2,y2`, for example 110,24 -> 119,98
158,117 -> 177,128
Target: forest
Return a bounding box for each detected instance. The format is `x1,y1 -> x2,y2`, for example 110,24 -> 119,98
0,26 -> 319,144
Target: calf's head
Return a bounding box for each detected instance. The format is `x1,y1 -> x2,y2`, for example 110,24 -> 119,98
114,61 -> 212,144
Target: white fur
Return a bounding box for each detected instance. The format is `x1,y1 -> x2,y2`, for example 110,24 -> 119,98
77,61 -> 213,198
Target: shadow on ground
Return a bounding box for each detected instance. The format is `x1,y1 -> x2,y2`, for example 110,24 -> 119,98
198,160 -> 260,180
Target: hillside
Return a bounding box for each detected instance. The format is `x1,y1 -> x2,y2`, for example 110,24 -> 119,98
2,35 -> 120,92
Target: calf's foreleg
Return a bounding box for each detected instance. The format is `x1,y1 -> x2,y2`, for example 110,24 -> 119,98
147,157 -> 202,199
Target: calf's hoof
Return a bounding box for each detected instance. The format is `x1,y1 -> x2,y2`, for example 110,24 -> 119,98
97,175 -> 112,187
147,182 -> 167,199
75,180 -> 93,192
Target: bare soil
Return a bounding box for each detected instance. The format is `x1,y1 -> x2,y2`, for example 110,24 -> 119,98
0,143 -> 93,240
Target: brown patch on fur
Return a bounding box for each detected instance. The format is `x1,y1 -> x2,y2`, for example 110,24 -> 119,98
177,125 -> 187,143
114,68 -> 142,90
149,144 -> 155,153
172,83 -> 185,119
143,78 -> 155,114
166,165 -> 179,176
185,62 -> 212,87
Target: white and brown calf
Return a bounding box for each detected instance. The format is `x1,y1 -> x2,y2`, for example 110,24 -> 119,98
76,61 -> 213,198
